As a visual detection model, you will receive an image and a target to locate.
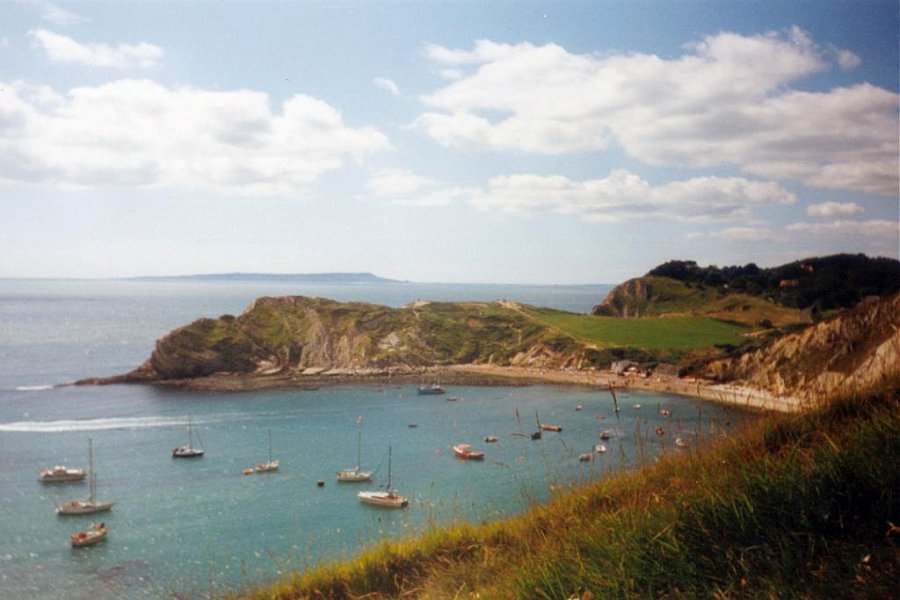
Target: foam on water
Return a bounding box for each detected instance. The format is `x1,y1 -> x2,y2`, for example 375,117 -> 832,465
14,384 -> 56,392
0,416 -> 188,433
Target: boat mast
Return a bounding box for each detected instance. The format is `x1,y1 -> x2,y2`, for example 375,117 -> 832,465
356,430 -> 362,468
386,445 -> 392,492
88,437 -> 94,502
268,428 -> 273,462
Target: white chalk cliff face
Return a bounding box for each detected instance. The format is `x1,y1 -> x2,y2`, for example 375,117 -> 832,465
703,295 -> 900,403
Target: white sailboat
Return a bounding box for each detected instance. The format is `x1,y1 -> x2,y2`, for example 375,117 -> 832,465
337,430 -> 372,482
253,429 -> 279,473
56,438 -> 115,515
358,446 -> 408,508
172,415 -> 204,458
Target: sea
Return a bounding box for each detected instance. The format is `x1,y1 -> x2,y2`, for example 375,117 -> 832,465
0,279 -> 753,599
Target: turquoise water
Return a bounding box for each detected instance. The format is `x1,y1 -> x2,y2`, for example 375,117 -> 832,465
0,280 -> 749,598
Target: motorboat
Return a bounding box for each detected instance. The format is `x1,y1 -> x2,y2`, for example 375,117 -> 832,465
417,384 -> 445,395
70,522 -> 107,548
39,465 -> 85,483
453,444 -> 484,460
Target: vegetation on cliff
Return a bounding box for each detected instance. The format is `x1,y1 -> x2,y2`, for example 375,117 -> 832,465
232,380 -> 900,599
594,253 -> 899,321
125,297 -> 749,382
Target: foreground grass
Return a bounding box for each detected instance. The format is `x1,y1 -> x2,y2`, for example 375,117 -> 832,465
234,381 -> 899,599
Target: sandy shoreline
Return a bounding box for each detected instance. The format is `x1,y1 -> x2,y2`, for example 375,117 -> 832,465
447,365 -> 804,412
83,364 -> 802,413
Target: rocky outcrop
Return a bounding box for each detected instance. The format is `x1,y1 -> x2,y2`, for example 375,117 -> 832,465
118,296 -> 594,383
592,278 -> 653,317
702,294 -> 900,403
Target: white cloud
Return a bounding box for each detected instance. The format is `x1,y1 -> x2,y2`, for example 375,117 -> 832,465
835,48 -> 861,70
40,2 -> 87,26
806,201 -> 863,217
373,77 -> 400,96
708,226 -> 777,242
366,168 -> 435,197
786,220 -> 898,238
413,169 -> 794,222
29,29 -> 163,68
415,30 -> 898,196
0,79 -> 389,195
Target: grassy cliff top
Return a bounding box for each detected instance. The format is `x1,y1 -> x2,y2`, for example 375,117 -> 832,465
132,296 -> 753,381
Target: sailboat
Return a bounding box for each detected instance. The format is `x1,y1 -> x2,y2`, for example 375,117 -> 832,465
252,429 -> 279,473
172,415 -> 204,458
358,446 -> 408,508
56,438 -> 115,515
337,430 -> 372,482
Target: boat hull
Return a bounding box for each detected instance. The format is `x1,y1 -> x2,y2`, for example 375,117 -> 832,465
56,500 -> 115,515
452,445 -> 484,460
254,460 -> 279,473
336,467 -> 372,482
70,525 -> 107,547
417,386 -> 445,395
39,468 -> 86,483
357,490 -> 408,508
172,447 -> 204,458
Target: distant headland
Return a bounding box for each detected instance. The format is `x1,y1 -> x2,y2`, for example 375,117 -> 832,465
124,272 -> 405,284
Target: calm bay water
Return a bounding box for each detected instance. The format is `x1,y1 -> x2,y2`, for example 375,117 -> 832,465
0,279 -> 750,599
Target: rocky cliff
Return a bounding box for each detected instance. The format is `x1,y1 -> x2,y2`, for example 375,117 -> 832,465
701,294 -> 900,403
121,296 -> 593,382
592,275 -> 807,327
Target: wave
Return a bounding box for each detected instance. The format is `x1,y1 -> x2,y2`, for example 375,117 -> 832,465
0,416 -> 190,433
14,384 -> 56,392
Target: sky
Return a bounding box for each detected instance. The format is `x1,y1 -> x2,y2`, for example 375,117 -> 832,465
0,0 -> 897,284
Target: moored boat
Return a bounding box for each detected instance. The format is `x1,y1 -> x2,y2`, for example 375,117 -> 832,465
39,465 -> 86,483
452,444 -> 484,460
250,429 -> 279,473
337,430 -> 372,482
540,423 -> 562,432
172,415 -> 204,458
70,522 -> 107,547
56,438 -> 115,515
358,446 -> 407,508
417,384 -> 445,395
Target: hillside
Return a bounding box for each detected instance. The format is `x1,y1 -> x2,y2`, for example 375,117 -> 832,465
109,296 -> 746,385
591,275 -> 807,327
592,253 -> 899,323
701,294 -> 900,403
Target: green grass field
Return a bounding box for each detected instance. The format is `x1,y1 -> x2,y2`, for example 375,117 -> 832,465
528,309 -> 748,350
